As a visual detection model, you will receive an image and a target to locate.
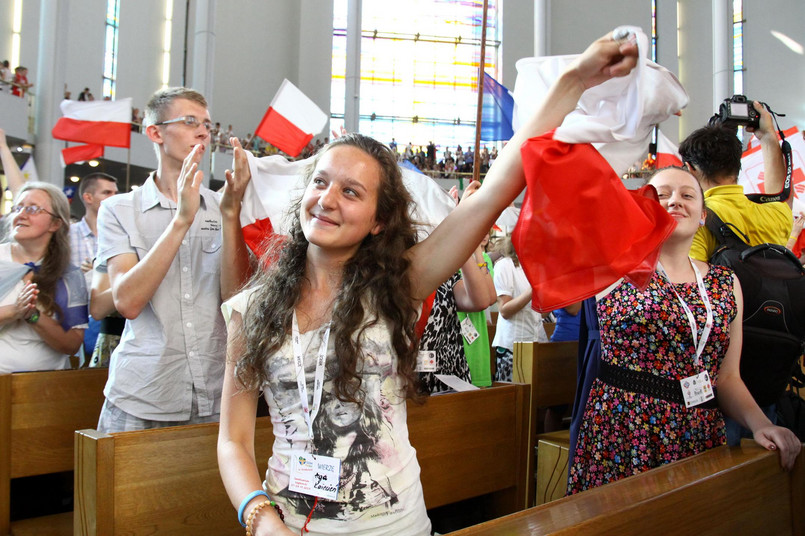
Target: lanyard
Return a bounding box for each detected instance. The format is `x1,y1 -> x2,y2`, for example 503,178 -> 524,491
291,311 -> 331,440
656,259 -> 714,368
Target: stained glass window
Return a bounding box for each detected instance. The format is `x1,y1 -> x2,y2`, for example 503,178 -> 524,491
331,0 -> 501,149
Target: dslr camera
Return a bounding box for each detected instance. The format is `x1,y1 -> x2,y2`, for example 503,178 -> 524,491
708,95 -> 760,129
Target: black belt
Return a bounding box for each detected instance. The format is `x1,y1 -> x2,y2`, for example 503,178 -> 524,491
598,361 -> 719,409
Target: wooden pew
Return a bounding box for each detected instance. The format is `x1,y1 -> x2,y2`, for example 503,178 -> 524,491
512,340 -> 578,506
450,443 -> 805,535
411,382 -> 530,515
0,368 -> 108,536
74,382 -> 530,535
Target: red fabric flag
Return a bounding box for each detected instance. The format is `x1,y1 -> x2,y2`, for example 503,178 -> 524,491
512,132 -> 677,313
61,143 -> 104,166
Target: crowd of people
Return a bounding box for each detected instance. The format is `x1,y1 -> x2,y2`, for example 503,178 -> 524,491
0,31 -> 802,536
390,138 -> 499,178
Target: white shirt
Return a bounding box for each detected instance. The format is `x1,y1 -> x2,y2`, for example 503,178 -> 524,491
491,256 -> 547,351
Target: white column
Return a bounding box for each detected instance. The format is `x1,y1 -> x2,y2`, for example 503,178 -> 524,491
344,0 -> 362,133
712,0 -> 731,107
190,0 -> 215,183
534,0 -> 549,57
33,0 -> 70,187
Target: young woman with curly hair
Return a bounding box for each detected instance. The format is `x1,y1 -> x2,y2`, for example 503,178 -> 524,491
218,33 -> 641,536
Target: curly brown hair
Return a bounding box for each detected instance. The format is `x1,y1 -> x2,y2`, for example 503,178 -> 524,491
236,133 -> 423,405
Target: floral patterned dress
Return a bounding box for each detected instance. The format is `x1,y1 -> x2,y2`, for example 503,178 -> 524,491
567,265 -> 736,494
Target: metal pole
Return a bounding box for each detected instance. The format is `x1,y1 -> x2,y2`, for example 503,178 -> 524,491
472,0 -> 489,184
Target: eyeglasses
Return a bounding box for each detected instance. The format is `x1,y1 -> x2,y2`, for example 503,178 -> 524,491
11,204 -> 57,218
154,115 -> 214,132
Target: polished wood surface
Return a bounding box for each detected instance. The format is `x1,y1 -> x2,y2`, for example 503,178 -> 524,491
535,431 -> 570,505
0,368 -> 107,535
74,383 -> 531,535
450,443 -> 805,535
513,341 -> 578,408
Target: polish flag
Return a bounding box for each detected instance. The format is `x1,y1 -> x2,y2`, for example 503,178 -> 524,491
510,26 -> 683,312
61,143 -> 105,166
655,129 -> 683,168
52,98 -> 132,148
512,27 -> 688,177
254,80 -> 328,158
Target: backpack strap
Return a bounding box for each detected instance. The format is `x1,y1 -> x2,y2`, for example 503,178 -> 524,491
704,207 -> 751,249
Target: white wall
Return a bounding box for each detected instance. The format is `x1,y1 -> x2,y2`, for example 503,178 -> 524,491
501,0 -> 535,86
677,0 -> 716,137
743,0 -> 805,131
549,0 -> 650,55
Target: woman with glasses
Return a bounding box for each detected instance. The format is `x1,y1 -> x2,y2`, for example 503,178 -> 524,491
0,182 -> 88,373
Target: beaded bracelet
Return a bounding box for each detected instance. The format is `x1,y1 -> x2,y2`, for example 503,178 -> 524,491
238,490 -> 269,527
245,499 -> 285,536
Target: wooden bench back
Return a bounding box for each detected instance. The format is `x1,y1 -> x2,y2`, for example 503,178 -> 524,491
512,340 -> 578,505
513,340 -> 578,408
450,443 -> 805,535
74,383 -> 530,535
75,417 -> 275,535
0,368 -> 107,535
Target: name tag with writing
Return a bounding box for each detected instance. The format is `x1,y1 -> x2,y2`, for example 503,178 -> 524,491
288,451 -> 341,501
416,350 -> 437,372
460,316 -> 480,344
680,371 -> 714,408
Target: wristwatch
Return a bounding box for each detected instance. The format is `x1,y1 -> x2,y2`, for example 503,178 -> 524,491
25,308 -> 40,324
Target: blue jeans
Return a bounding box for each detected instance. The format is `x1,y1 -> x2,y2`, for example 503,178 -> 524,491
725,404 -> 777,446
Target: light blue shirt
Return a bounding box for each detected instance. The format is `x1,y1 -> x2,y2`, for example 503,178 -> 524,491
96,174 -> 225,421
68,216 -> 95,296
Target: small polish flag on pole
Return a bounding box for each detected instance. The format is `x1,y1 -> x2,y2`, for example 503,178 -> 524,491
655,129 -> 683,168
254,80 -> 328,158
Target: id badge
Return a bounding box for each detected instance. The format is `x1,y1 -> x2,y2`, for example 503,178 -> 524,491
288,451 -> 341,500
460,316 -> 480,345
680,371 -> 715,408
416,350 -> 437,372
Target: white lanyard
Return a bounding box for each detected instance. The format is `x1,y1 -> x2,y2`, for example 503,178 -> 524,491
656,258 -> 714,367
291,311 -> 331,440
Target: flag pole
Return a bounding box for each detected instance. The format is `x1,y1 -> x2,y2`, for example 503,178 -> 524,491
472,0 -> 489,184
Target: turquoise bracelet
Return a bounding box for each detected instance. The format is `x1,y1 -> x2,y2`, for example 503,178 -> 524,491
238,490 -> 270,527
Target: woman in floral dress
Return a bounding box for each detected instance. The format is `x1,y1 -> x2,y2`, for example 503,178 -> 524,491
568,167 -> 800,494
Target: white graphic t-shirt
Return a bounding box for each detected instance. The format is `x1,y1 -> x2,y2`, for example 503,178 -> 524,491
224,288 -> 431,536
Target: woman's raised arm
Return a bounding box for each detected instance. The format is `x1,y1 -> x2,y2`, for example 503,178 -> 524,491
405,32 -> 640,300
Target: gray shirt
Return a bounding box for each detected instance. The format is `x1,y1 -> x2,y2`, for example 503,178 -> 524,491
96,174 -> 225,421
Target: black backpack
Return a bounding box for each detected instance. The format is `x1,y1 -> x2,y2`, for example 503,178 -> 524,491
705,210 -> 805,406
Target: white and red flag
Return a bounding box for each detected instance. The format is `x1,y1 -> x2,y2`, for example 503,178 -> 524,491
254,80 -> 328,158
237,151 -> 456,258
655,129 -> 683,168
52,98 -> 132,165
510,26 -> 686,311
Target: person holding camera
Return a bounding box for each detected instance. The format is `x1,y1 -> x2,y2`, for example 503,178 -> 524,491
680,101 -> 791,263
679,101 -> 792,446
